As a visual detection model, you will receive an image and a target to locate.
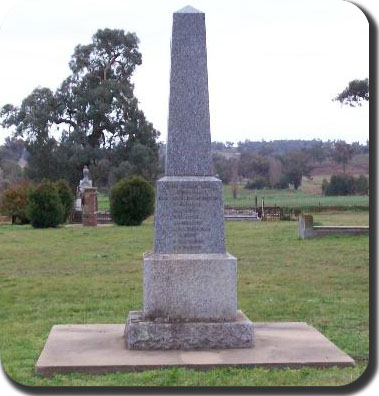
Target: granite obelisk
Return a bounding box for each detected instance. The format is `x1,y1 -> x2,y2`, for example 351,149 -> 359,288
34,7 -> 355,375
125,5 -> 254,350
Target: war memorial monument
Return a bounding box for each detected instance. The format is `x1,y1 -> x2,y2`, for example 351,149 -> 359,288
125,5 -> 253,350
35,6 -> 354,375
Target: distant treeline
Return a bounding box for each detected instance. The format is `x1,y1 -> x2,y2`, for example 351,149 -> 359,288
211,139 -> 369,156
1,137 -> 369,196
207,139 -> 369,192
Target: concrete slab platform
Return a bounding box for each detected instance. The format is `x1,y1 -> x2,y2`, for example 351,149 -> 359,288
35,322 -> 355,376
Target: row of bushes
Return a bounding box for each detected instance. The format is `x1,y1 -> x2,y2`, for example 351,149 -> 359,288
0,176 -> 155,228
322,174 -> 369,196
244,174 -> 369,196
0,180 -> 74,227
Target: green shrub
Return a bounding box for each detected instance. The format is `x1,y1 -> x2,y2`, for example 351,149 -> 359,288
325,174 -> 353,196
354,175 -> 369,195
110,176 -> 155,226
26,180 -> 64,228
0,182 -> 32,224
55,179 -> 75,222
324,174 -> 369,196
274,176 -> 289,189
245,178 -> 269,190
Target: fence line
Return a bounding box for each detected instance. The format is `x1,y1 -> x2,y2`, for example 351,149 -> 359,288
69,211 -> 112,224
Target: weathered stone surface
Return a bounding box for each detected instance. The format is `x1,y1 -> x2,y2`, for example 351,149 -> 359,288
126,310 -> 253,350
298,215 -> 314,239
313,226 -> 369,237
299,214 -> 369,239
154,177 -> 225,254
165,8 -> 211,176
82,188 -> 97,227
74,166 -> 94,212
79,166 -> 92,192
124,7 -> 253,350
143,253 -> 237,320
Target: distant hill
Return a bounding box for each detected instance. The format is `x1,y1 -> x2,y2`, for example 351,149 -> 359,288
210,139 -> 369,178
235,139 -> 332,155
211,139 -> 368,158
311,154 -> 369,176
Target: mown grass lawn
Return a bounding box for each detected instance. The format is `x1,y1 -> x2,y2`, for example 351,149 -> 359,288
223,185 -> 369,209
97,192 -> 110,211
312,211 -> 370,226
97,186 -> 369,211
0,212 -> 369,387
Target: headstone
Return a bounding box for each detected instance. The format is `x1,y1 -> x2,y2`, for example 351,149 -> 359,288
298,215 -> 314,239
125,6 -> 254,350
74,166 -> 95,212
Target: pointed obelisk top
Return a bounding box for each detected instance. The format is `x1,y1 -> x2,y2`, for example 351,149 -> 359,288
165,6 -> 211,176
175,5 -> 203,14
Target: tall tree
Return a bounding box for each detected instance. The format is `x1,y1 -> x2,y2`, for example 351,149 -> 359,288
307,141 -> 327,164
280,151 -> 312,190
238,152 -> 269,181
0,29 -> 160,185
0,137 -> 25,162
334,78 -> 369,107
332,140 -> 354,173
212,153 -> 234,184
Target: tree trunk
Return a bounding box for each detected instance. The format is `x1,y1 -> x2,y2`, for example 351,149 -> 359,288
232,183 -> 238,199
89,121 -> 103,148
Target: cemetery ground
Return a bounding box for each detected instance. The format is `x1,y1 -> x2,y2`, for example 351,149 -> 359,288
0,211 -> 369,386
97,176 -> 369,212
223,183 -> 369,209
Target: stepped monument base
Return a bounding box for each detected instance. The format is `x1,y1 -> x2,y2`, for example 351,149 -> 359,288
126,310 -> 253,350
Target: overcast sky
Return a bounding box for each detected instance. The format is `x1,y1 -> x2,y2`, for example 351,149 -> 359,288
0,0 -> 373,145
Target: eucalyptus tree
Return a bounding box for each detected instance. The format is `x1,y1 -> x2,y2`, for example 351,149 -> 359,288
1,29 -> 160,186
334,78 -> 369,107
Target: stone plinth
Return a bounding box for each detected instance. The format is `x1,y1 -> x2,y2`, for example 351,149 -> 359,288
126,310 -> 253,350
154,177 -> 225,254
82,188 -> 97,227
143,253 -> 237,320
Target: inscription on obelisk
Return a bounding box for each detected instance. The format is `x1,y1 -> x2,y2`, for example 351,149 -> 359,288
154,6 -> 225,254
